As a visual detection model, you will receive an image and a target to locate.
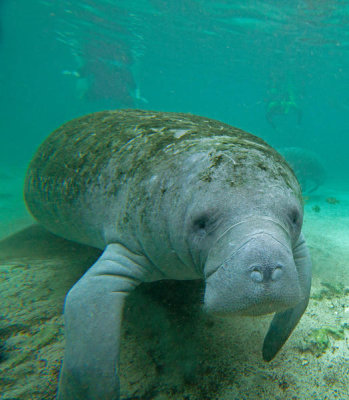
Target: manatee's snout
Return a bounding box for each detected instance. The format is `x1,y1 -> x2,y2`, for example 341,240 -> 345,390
204,232 -> 302,316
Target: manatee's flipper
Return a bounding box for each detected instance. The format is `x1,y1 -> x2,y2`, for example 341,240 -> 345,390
57,243 -> 151,400
263,233 -> 311,361
262,297 -> 308,361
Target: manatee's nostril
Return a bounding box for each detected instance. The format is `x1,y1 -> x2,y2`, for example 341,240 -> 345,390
250,264 -> 284,283
251,266 -> 263,283
271,265 -> 283,281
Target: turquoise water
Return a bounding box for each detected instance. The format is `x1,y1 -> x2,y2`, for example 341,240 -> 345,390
0,1 -> 349,399
1,0 -> 348,179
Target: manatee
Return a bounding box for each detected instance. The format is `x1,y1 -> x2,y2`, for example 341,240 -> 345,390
24,109 -> 312,400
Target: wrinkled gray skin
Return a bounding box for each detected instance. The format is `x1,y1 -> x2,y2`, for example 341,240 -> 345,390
24,110 -> 311,400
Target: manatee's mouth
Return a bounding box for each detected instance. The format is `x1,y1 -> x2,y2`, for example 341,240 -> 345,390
236,296 -> 299,316
203,285 -> 300,317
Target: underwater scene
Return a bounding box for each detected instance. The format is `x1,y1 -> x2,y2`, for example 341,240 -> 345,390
0,0 -> 348,399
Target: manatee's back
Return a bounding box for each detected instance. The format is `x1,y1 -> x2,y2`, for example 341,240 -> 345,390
25,110 -> 140,247
25,109 -> 296,248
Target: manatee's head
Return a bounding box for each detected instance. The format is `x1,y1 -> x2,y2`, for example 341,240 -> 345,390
182,144 -> 307,317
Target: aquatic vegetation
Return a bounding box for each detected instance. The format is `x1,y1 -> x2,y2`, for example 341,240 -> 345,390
326,197 -> 340,205
304,281 -> 349,356
305,326 -> 345,356
311,281 -> 349,300
312,205 -> 321,213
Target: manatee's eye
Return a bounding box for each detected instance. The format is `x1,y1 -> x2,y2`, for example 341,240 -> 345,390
289,208 -> 301,227
192,212 -> 219,239
193,215 -> 209,237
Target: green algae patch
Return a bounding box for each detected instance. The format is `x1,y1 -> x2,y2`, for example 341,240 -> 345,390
304,326 -> 345,356
311,281 -> 349,300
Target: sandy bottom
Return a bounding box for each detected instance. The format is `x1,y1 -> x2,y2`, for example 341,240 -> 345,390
0,173 -> 348,399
